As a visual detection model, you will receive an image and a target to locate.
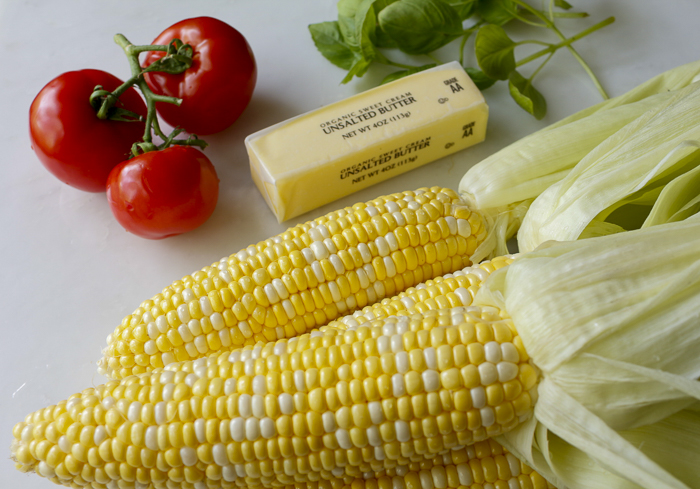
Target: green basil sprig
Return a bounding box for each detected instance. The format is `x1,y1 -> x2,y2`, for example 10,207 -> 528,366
309,0 -> 614,119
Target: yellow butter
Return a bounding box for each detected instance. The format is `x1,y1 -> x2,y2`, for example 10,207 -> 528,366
246,62 -> 488,222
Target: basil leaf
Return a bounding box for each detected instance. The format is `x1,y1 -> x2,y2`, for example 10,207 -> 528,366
378,0 -> 463,55
342,57 -> 373,84
374,28 -> 399,48
354,0 -> 379,61
309,22 -> 358,70
508,70 -> 547,119
374,0 -> 400,10
338,0 -> 379,59
381,63 -> 437,85
373,0 -> 401,47
476,0 -> 517,26
465,67 -> 497,90
475,24 -> 516,80
335,0 -> 382,82
445,0 -> 479,20
338,0 -> 365,47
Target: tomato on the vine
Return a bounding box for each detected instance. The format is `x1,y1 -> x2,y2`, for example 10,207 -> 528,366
29,70 -> 146,192
143,17 -> 257,135
106,146 -> 219,239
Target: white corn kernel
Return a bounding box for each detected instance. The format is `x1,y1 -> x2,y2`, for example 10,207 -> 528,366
376,237 -> 390,257
420,470 -> 434,489
198,296 -> 213,316
478,362 -> 499,385
457,464 -> 473,485
322,411 -> 337,432
384,256 -> 397,278
144,426 -> 159,452
252,395 -> 265,418
245,418 -> 260,441
324,238 -> 337,254
480,406 -> 495,427
336,429 -> 352,449
422,370 -> 440,392
238,394 -> 252,418
396,352 -> 409,374
395,420 -> 410,442
501,342 -> 520,363
127,401 -> 142,422
279,393 -> 293,415
392,373 -> 406,397
424,347 -> 437,369
231,418 -> 245,442
497,362 -> 519,382
181,446 -> 198,466
310,241 -> 329,260
471,386 -> 486,409
485,341 -> 502,363
506,453 -> 521,477
264,283 -> 280,304
457,219 -> 472,238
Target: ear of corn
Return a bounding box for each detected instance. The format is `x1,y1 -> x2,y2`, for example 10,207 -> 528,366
324,256 -> 514,332
13,305 -> 540,489
99,187 -> 488,380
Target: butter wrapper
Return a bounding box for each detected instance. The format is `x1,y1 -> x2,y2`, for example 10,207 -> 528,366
245,62 -> 488,222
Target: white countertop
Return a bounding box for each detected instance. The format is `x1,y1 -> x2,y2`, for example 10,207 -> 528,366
2,1 -> 699,487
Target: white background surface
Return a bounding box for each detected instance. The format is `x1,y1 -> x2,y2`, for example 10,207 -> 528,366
1,1 -> 699,487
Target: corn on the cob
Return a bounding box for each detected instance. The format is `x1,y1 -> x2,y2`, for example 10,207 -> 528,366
324,256 -> 514,332
13,306 -> 539,488
99,187 -> 488,380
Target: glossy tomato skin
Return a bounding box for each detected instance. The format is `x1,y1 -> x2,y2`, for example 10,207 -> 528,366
143,17 -> 257,135
29,70 -> 146,192
106,146 -> 219,239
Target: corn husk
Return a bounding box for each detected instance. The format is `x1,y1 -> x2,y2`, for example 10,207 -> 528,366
642,162 -> 700,227
459,60 -> 700,211
474,217 -> 700,489
517,82 -> 700,252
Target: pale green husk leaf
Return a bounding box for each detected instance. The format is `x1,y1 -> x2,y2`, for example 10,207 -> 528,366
643,162 -> 700,227
517,82 -> 700,252
459,60 -> 700,211
475,218 -> 700,489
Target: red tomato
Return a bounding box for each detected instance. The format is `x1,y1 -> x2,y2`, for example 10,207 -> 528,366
106,146 -> 219,239
143,17 -> 257,135
29,70 -> 146,192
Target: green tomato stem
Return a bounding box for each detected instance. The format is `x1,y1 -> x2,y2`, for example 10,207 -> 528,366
92,33 -> 207,154
170,138 -> 208,149
127,44 -> 170,54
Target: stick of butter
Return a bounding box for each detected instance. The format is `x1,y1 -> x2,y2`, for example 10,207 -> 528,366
246,61 -> 488,222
